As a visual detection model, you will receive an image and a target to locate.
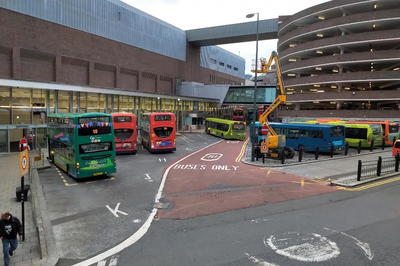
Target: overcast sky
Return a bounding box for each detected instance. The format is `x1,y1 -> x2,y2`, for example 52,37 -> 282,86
121,0 -> 330,76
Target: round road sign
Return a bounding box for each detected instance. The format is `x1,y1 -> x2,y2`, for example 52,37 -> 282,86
22,157 -> 27,169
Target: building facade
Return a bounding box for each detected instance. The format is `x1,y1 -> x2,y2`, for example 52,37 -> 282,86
277,0 -> 400,119
0,0 -> 246,153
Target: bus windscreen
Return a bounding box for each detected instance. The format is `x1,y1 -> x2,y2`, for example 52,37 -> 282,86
370,125 -> 381,135
154,127 -> 173,138
154,115 -> 171,121
389,124 -> 399,133
232,124 -> 245,131
331,126 -> 344,137
114,129 -> 134,140
346,128 -> 367,139
114,116 -> 132,123
233,110 -> 243,116
79,142 -> 113,154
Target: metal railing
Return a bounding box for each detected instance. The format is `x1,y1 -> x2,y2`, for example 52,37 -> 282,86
357,154 -> 400,181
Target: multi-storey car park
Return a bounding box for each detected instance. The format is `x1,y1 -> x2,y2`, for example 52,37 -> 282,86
277,0 -> 400,120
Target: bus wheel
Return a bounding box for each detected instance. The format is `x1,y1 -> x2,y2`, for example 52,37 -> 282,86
284,147 -> 296,159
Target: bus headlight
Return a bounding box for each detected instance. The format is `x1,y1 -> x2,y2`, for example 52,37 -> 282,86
76,163 -> 80,169
51,150 -> 54,154
151,141 -> 154,149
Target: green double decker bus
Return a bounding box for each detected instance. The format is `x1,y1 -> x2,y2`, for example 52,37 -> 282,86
205,118 -> 246,140
48,113 -> 117,178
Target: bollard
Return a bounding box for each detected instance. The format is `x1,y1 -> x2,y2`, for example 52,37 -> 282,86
315,145 -> 319,160
299,147 -> 303,162
262,153 -> 265,164
370,139 -> 374,152
358,140 -> 362,154
345,141 -> 349,156
382,137 -> 385,150
281,149 -> 285,164
377,156 -> 382,176
396,153 -> 400,172
330,145 -> 334,158
357,160 -> 362,181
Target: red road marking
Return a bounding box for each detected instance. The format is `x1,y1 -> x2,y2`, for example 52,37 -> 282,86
159,139 -> 337,219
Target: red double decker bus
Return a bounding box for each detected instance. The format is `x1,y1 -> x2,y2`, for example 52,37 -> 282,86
232,108 -> 245,122
141,112 -> 176,152
112,113 -> 137,154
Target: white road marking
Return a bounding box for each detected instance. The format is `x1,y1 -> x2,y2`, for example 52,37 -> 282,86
144,173 -> 154,182
158,158 -> 167,162
106,203 -> 128,218
200,153 -> 223,161
264,232 -> 340,262
324,227 -> 374,260
109,255 -> 119,266
245,253 -> 279,266
133,219 -> 141,223
186,147 -> 192,151
73,140 -> 224,266
250,218 -> 277,223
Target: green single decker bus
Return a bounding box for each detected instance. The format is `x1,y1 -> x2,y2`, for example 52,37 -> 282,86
48,113 -> 117,178
205,118 -> 246,140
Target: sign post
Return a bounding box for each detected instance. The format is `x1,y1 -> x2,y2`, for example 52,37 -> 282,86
20,149 -> 29,242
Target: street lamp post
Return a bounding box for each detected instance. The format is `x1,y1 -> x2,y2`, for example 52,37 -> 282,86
247,12 -> 259,162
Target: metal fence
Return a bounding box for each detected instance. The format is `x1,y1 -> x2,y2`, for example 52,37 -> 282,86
357,155 -> 400,181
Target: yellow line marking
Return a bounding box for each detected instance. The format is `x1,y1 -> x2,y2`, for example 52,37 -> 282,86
301,180 -> 304,186
65,183 -> 78,187
62,179 -> 67,183
105,177 -> 115,181
236,137 -> 250,162
267,170 -> 271,175
86,181 -> 97,184
291,181 -> 314,185
338,176 -> 400,191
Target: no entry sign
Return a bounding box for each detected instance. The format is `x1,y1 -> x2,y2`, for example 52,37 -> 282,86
261,126 -> 269,135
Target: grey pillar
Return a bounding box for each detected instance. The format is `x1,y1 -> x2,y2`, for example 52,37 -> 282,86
159,98 -> 162,112
133,96 -> 136,115
77,92 -> 81,113
46,90 -> 50,115
111,95 -> 114,113
69,91 -> 73,113
105,95 -> 109,113
156,98 -> 159,112
54,90 -> 59,113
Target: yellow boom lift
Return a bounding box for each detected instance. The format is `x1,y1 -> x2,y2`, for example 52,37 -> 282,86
251,51 -> 295,159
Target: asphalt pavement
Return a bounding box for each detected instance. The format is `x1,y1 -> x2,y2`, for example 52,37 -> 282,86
115,180 -> 400,266
36,133 -> 219,265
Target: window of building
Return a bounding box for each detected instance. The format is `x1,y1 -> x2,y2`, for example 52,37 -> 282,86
58,91 -> 70,113
227,64 -> 232,69
0,87 -> 11,125
234,67 -> 238,71
210,58 -> 217,64
219,62 -> 224,66
12,88 -> 31,124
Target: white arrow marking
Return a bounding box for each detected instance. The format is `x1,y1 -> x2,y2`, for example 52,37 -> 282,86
109,255 -> 119,266
133,219 -> 142,223
144,174 -> 154,182
186,147 -> 192,151
96,260 -> 106,266
106,203 -> 128,218
323,227 -> 374,260
159,158 -> 167,162
245,253 -> 280,266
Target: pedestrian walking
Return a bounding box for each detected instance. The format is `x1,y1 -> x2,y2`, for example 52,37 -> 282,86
0,211 -> 23,266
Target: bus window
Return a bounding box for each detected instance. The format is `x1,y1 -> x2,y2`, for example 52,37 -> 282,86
288,129 -> 299,139
312,130 -> 324,139
154,127 -> 173,138
300,129 -> 311,137
346,128 -> 367,139
331,126 -> 344,137
114,128 -> 134,140
79,142 -> 112,154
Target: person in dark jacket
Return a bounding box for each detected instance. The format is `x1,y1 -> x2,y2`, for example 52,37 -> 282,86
0,211 -> 22,266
